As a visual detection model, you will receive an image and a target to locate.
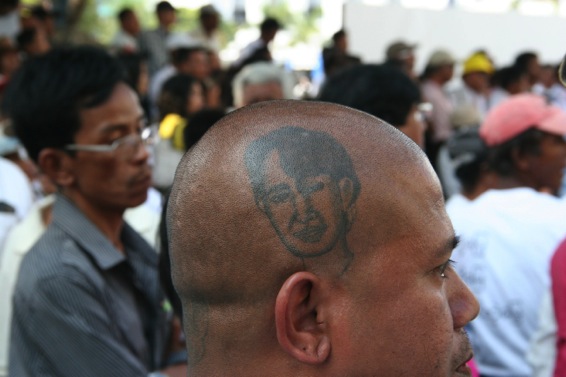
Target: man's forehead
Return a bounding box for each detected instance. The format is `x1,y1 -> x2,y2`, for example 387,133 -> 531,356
78,83 -> 142,131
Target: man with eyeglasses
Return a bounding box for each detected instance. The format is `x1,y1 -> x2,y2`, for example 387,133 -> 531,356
2,46 -> 186,377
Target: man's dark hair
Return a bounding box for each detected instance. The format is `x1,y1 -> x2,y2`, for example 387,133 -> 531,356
487,127 -> 544,176
318,64 -> 420,127
170,46 -> 207,66
447,128 -> 488,193
116,52 -> 146,94
0,0 -> 18,16
156,1 -> 175,13
157,74 -> 202,120
16,28 -> 37,51
183,108 -> 225,151
260,17 -> 280,33
420,64 -> 442,81
2,46 -> 126,163
332,29 -> 346,43
30,5 -> 53,20
245,126 -> 361,208
514,52 -> 537,73
117,7 -> 134,22
492,65 -> 526,91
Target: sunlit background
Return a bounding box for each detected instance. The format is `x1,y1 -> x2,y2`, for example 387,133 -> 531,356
18,0 -> 566,73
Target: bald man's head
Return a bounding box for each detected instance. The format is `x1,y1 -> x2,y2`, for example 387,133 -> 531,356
168,100 -> 478,376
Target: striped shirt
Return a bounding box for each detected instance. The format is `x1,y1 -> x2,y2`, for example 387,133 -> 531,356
9,194 -> 169,376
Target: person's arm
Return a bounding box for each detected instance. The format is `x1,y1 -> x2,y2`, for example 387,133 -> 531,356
10,272 -> 157,377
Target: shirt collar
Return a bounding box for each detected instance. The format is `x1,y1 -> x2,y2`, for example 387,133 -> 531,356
52,194 -> 139,270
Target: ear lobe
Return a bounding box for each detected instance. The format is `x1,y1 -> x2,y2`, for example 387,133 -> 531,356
275,272 -> 331,365
38,148 -> 75,187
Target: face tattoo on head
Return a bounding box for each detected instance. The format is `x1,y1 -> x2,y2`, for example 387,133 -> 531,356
245,126 -> 360,271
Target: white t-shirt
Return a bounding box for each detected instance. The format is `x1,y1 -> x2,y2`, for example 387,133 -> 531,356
446,192 -> 472,225
448,84 -> 490,120
0,158 -> 33,256
450,188 -> 566,377
527,287 -> 556,377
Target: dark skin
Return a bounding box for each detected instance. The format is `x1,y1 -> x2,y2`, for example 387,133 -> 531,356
168,100 -> 479,377
495,132 -> 566,196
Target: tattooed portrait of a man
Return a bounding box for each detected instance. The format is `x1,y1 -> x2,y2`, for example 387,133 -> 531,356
245,126 -> 360,265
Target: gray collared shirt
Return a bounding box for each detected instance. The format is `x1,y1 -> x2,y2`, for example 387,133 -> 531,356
9,194 -> 169,377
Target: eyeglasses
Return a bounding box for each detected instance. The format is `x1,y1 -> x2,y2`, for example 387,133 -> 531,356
65,127 -> 156,160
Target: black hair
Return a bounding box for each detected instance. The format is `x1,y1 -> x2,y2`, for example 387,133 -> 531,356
487,127 -> 544,176
420,64 -> 443,81
0,0 -> 18,11
183,108 -> 225,151
447,128 -> 489,192
318,64 -> 420,127
170,46 -> 207,66
157,73 -> 202,120
2,46 -> 126,162
156,1 -> 174,13
492,65 -> 526,91
514,52 -> 537,73
332,29 -> 346,43
117,7 -> 134,22
116,52 -> 145,93
30,5 -> 52,20
16,28 -> 37,51
260,17 -> 280,33
245,126 -> 361,208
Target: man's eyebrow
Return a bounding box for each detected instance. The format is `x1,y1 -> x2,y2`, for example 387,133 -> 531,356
266,183 -> 290,194
435,235 -> 460,259
452,235 -> 460,250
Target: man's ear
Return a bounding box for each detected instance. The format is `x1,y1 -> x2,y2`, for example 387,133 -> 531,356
38,148 -> 75,187
274,272 -> 331,365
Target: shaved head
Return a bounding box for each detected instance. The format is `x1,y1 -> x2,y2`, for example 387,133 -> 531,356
168,100 -> 478,376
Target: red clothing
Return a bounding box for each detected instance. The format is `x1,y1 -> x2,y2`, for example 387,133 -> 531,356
552,237 -> 566,377
469,358 -> 479,377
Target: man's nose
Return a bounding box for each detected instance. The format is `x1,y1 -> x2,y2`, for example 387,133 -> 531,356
293,195 -> 314,223
449,271 -> 480,329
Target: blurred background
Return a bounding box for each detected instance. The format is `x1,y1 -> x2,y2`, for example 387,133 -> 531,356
5,0 -> 566,73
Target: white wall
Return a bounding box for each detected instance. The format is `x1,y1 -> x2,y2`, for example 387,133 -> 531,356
344,3 -> 566,73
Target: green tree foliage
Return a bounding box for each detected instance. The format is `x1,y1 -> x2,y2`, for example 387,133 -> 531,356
263,2 -> 322,46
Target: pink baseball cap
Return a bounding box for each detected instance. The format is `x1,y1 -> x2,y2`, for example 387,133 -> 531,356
480,93 -> 566,146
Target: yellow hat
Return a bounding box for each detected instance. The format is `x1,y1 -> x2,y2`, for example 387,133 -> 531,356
462,53 -> 494,75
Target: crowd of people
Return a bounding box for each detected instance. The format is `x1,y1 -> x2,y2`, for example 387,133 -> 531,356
1,1 -> 566,376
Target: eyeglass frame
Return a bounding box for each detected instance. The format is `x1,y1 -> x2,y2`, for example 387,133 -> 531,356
64,127 -> 156,157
